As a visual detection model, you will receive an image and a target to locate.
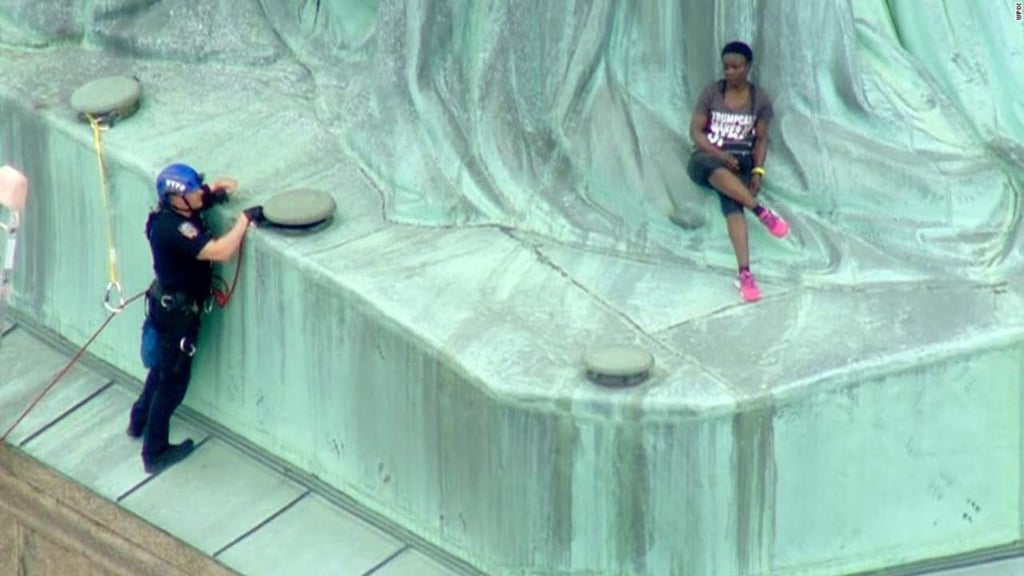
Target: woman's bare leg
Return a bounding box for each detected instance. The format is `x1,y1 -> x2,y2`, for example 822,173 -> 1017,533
708,168 -> 757,209
725,213 -> 749,268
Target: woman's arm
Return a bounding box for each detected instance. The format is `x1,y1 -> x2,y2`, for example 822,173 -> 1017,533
691,112 -> 738,171
752,118 -> 769,168
749,118 -> 769,195
691,113 -> 720,156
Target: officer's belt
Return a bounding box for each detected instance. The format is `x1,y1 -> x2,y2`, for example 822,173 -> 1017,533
147,281 -> 201,315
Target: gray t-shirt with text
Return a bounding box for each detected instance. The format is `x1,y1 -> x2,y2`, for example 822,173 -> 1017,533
694,80 -> 774,152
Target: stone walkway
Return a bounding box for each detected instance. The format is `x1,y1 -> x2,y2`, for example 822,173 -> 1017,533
0,318 -> 478,576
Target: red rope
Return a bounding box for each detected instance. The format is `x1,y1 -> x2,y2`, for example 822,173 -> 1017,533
3,237 -> 247,444
212,237 -> 245,308
1,290 -> 146,444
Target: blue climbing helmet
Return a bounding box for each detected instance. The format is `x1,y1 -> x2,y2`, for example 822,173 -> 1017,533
155,163 -> 204,202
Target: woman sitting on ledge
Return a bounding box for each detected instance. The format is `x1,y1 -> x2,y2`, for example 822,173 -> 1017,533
687,41 -> 789,303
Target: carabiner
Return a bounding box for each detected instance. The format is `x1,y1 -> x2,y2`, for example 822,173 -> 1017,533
179,337 -> 196,357
103,281 -> 126,313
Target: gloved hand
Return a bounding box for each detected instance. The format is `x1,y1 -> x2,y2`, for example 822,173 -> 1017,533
243,206 -> 266,223
202,186 -> 230,206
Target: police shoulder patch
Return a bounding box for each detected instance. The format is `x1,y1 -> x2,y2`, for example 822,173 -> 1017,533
178,221 -> 199,240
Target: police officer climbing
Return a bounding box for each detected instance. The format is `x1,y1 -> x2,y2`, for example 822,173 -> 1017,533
129,163 -> 265,474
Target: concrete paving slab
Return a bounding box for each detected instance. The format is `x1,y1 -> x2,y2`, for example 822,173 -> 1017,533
217,493 -> 403,576
121,438 -> 305,556
373,549 -> 462,576
20,384 -> 206,500
0,328 -> 111,445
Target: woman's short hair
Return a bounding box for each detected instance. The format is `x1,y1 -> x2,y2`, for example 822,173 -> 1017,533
721,41 -> 753,63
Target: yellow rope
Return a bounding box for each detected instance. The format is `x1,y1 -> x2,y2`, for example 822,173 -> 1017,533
87,114 -> 125,313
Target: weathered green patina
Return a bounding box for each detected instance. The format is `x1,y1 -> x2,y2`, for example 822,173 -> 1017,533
1,2 -> 1023,574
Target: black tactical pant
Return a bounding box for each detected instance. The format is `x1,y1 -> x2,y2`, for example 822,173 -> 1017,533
132,291 -> 200,459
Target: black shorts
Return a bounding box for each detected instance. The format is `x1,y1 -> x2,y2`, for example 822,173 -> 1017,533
687,151 -> 754,216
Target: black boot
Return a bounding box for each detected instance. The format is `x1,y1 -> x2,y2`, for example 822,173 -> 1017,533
126,418 -> 145,439
143,439 -> 195,474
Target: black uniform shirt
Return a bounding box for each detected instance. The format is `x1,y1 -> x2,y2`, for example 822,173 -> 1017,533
146,207 -> 214,303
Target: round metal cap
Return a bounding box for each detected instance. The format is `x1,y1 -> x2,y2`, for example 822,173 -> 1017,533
263,188 -> 337,228
583,345 -> 654,387
70,75 -> 142,116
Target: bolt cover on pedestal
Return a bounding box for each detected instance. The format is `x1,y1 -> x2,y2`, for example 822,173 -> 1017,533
583,345 -> 654,388
262,188 -> 337,229
70,75 -> 142,125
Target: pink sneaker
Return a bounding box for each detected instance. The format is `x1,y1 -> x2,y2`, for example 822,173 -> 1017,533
756,206 -> 789,238
735,270 -> 761,302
